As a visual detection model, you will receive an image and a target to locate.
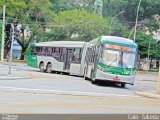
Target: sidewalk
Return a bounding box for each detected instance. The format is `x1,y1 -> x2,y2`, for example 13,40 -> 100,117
0,62 -> 30,80
135,72 -> 160,99
135,91 -> 160,99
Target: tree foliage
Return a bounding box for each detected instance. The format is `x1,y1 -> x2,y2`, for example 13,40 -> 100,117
45,9 -> 112,41
124,30 -> 160,59
0,0 -> 55,59
0,0 -> 160,60
50,0 -> 94,13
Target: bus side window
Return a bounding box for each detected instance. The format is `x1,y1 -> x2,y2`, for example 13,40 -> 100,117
72,48 -> 81,63
41,47 -> 46,56
47,47 -> 52,56
36,47 -> 42,56
85,48 -> 88,62
91,47 -> 94,63
60,48 -> 64,61
31,47 -> 36,55
88,48 -> 90,63
53,47 -> 62,61
87,48 -> 90,63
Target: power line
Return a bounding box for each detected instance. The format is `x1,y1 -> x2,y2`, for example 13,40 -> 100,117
0,17 -> 114,28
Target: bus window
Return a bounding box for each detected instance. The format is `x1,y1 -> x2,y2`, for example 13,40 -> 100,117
41,47 -> 46,56
60,48 -> 65,61
31,47 -> 36,55
53,47 -> 62,60
36,47 -> 41,56
72,48 -> 81,63
47,47 -> 52,56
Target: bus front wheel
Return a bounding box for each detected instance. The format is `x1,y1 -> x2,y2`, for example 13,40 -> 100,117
91,70 -> 96,84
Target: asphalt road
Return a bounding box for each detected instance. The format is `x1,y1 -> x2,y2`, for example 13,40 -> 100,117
0,63 -> 159,113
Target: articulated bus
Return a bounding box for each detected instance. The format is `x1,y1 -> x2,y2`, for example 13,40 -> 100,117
27,36 -> 138,87
82,36 -> 138,87
27,41 -> 86,75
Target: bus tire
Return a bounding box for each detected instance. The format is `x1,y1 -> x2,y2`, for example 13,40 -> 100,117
39,62 -> 45,72
91,70 -> 96,84
121,83 -> 126,88
91,79 -> 96,84
46,63 -> 52,73
84,67 -> 88,80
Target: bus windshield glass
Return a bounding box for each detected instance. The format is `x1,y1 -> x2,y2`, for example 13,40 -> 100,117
100,47 -> 136,69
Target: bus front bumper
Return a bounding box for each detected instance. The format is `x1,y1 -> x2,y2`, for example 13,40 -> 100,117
96,69 -> 135,85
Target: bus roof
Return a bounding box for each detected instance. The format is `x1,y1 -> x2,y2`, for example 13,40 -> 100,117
99,36 -> 138,48
34,41 -> 85,48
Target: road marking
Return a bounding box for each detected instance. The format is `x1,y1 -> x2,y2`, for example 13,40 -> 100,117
0,86 -> 141,98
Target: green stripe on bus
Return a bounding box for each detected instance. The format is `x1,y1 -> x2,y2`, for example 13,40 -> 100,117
98,62 -> 136,76
27,43 -> 38,68
27,55 -> 38,68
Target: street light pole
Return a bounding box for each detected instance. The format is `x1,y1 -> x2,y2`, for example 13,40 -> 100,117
147,38 -> 151,70
8,24 -> 14,75
133,0 -> 142,42
1,5 -> 6,63
158,65 -> 160,94
111,11 -> 124,26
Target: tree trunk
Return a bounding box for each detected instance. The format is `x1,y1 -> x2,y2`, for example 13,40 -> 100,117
20,48 -> 26,60
149,58 -> 152,70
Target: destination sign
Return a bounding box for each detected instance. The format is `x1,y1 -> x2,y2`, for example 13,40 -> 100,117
107,44 -> 136,52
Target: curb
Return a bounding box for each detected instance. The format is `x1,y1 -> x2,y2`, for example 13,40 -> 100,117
135,91 -> 160,99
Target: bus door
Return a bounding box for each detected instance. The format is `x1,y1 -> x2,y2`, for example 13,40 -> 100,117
64,49 -> 73,71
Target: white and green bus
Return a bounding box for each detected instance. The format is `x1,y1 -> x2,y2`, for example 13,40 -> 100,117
27,41 -> 86,75
82,36 -> 138,87
27,36 -> 138,87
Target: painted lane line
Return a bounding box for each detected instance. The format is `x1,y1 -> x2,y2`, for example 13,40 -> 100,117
0,86 -> 140,98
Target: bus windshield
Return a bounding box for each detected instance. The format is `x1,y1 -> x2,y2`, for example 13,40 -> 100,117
100,49 -> 136,68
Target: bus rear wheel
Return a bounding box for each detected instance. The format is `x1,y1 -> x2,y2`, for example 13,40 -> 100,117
39,62 -> 45,72
121,83 -> 126,88
46,63 -> 52,73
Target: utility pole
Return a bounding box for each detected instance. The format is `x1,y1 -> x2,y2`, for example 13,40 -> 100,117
1,5 -> 6,63
133,0 -> 142,42
157,63 -> 160,94
8,24 -> 14,75
147,38 -> 151,70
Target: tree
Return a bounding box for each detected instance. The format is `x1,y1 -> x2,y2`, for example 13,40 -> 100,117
145,15 -> 160,34
103,0 -> 160,34
50,0 -> 95,13
0,0 -> 55,60
45,9 -> 112,41
124,30 -> 160,59
109,17 -> 126,37
0,20 -> 2,44
0,0 -> 27,56
103,0 -> 127,20
124,0 -> 160,22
